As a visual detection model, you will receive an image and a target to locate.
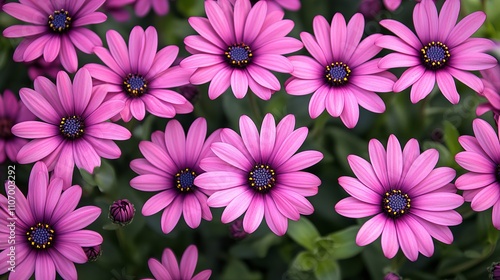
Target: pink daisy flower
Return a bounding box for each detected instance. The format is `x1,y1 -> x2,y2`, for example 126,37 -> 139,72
85,26 -> 193,122
130,118 -> 220,234
455,118 -> 500,230
285,13 -> 396,128
102,0 -> 136,22
383,0 -> 401,11
195,113 -> 323,236
2,0 -> 106,72
134,0 -> 168,17
181,0 -> 303,100
0,162 -> 102,279
376,0 -> 497,104
0,90 -> 35,163
223,0 -> 301,11
12,69 -> 131,187
144,245 -> 211,280
335,134 -> 463,261
477,64 -> 500,124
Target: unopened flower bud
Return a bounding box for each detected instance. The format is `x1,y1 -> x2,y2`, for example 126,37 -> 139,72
84,245 -> 102,262
489,262 -> 500,280
384,272 -> 402,280
229,218 -> 247,239
109,199 -> 135,226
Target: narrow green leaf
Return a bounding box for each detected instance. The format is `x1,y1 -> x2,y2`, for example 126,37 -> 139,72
314,259 -> 341,280
287,217 -> 321,250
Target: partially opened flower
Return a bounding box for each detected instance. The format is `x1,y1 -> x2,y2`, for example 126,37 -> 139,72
285,14 -> 395,128
376,0 -> 497,104
12,69 -> 131,187
455,118 -> 500,230
477,64 -> 500,124
130,118 -> 220,234
85,26 -> 193,122
134,0 -> 168,17
383,0 -> 401,11
0,90 -> 35,164
195,113 -> 323,235
2,0 -> 106,72
102,0 -> 136,22
181,0 -> 303,100
0,162 -> 103,279
144,245 -> 211,280
335,135 -> 463,261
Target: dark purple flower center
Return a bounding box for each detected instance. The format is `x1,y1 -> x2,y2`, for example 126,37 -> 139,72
225,43 -> 253,68
124,74 -> 148,97
0,118 -> 13,139
495,165 -> 500,182
175,168 -> 197,192
421,41 -> 450,70
48,9 -> 71,33
248,164 -> 276,193
27,223 -> 54,249
325,62 -> 351,86
60,115 -> 84,139
382,189 -> 411,218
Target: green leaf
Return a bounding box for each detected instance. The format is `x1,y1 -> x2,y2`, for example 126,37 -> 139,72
326,225 -> 363,260
292,251 -> 317,272
79,168 -> 96,186
314,258 -> 341,280
220,259 -> 262,280
287,217 -> 321,251
443,120 -> 462,156
94,160 -> 116,193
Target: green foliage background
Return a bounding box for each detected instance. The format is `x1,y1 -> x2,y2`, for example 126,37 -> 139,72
1,0 -> 500,279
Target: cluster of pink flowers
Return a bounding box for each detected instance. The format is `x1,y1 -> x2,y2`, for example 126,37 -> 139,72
1,0 -> 500,278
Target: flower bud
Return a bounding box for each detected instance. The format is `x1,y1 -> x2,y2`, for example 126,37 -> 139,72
489,262 -> 500,280
83,245 -> 102,262
109,199 -> 135,226
229,218 -> 247,239
384,272 -> 402,280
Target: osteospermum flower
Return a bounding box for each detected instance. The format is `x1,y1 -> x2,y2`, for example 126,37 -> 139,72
0,162 -> 103,279
12,69 -> 131,187
181,0 -> 303,100
335,135 -> 463,261
130,118 -> 220,234
376,0 -> 497,104
285,14 -> 395,128
477,65 -> 500,125
0,90 -> 35,163
134,0 -> 168,17
2,0 -> 106,72
195,113 -> 323,235
85,26 -> 193,122
455,118 -> 500,230
144,245 -> 211,280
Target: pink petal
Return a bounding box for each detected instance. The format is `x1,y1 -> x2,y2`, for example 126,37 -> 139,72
331,13 -> 347,59
455,173 -> 495,190
410,167 -> 456,196
379,19 -> 421,49
243,1 -> 267,43
35,253 -> 56,280
260,113 -> 276,161
368,138 -> 389,187
106,29 -> 131,71
393,66 -> 426,92
17,137 -> 63,164
231,70 -> 249,99
412,192 -> 463,211
60,36 -> 78,72
351,85 -> 386,113
183,194 -> 202,229
381,219 -> 399,259
410,70 -> 435,103
339,91 -> 360,129
347,155 -> 385,194
471,183 -> 500,211
131,174 -> 169,192
12,121 -> 59,138
326,87 -> 344,117
447,67 -> 484,94
160,200 -> 183,234
395,219 -> 419,261
308,88 -> 327,118
195,171 -> 246,191
205,0 -> 234,45
278,150 -> 323,173
335,197 -> 380,218
208,68 -> 232,99
447,11 -> 486,48
300,32 -> 328,66
142,191 -> 176,216
312,15 -> 332,61
220,189 -> 254,223
401,149 -> 438,190
180,245 -> 198,279
405,215 -> 434,257
455,151 -> 494,173
264,195 -> 288,236
438,0 -> 460,42
356,213 -> 386,246
243,195 -> 265,233
436,70 -> 459,104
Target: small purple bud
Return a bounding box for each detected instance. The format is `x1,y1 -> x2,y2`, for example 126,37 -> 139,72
489,262 -> 500,280
384,272 -> 402,280
109,199 -> 136,226
358,0 -> 382,19
229,218 -> 248,239
83,245 -> 102,262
